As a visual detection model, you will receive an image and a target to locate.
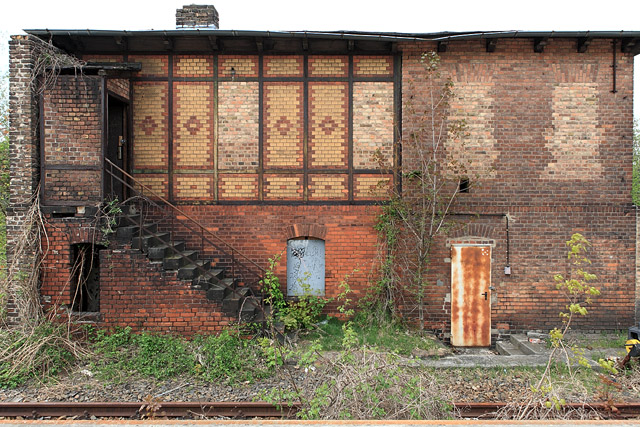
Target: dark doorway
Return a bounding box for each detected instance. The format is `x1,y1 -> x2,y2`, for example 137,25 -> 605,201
71,243 -> 104,313
104,96 -> 129,201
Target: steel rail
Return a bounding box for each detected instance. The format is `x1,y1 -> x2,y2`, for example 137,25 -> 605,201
0,401 -> 299,419
455,402 -> 640,419
1,401 -> 640,420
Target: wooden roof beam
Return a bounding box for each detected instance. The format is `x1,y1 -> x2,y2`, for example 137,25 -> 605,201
163,36 -> 173,51
577,37 -> 591,53
115,36 -> 128,52
486,39 -> 496,53
207,35 -> 218,50
621,37 -> 639,54
533,37 -> 548,53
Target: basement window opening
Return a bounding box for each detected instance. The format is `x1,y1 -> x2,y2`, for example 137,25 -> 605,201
286,237 -> 325,297
71,243 -> 104,313
459,178 -> 470,193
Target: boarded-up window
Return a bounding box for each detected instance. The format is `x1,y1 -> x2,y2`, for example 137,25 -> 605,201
287,238 -> 325,296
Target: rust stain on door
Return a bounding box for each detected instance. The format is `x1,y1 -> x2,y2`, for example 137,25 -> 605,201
451,245 -> 491,347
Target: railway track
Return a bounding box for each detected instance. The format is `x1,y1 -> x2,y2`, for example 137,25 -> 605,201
0,401 -> 298,419
1,401 -> 639,420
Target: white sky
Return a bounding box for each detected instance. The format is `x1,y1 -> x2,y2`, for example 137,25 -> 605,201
0,0 -> 639,118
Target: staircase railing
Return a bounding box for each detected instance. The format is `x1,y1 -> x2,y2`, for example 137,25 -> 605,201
103,159 -> 265,298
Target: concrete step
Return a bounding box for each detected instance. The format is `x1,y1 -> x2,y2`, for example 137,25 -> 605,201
177,259 -> 211,280
192,268 -> 225,291
511,333 -> 547,355
240,296 -> 262,322
148,241 -> 185,260
205,283 -> 231,300
115,223 -> 158,241
115,213 -> 141,227
132,232 -> 171,251
163,250 -> 198,270
495,340 -> 526,356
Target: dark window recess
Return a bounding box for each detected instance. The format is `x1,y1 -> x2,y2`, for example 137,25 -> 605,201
71,243 -> 103,312
459,178 -> 470,193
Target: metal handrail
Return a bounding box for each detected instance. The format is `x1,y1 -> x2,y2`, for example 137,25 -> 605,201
104,159 -> 265,284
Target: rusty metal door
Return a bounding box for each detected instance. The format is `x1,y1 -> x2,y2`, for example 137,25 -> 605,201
450,245 -> 491,347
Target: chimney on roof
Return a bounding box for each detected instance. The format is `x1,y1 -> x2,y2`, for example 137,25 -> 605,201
176,4 -> 219,29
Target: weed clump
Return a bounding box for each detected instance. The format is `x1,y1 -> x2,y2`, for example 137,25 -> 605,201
0,321 -> 89,388
91,327 -> 269,384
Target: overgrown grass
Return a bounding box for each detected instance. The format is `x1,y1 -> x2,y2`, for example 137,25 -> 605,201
90,327 -> 271,384
0,321 -> 89,388
565,330 -> 627,350
304,316 -> 445,355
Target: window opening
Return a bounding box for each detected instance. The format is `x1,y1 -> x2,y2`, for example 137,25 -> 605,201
459,177 -> 470,193
71,243 -> 103,312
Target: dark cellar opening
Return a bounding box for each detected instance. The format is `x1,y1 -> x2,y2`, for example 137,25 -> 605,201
71,243 -> 104,312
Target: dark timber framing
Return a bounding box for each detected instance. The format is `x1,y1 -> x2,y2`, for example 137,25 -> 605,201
124,52 -> 398,205
167,55 -> 174,202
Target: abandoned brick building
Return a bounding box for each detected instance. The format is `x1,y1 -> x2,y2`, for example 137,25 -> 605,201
7,5 -> 640,345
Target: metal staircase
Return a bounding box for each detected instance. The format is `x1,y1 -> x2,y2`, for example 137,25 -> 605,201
104,159 -> 266,323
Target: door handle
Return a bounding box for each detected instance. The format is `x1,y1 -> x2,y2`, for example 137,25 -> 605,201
118,136 -> 125,160
482,292 -> 488,300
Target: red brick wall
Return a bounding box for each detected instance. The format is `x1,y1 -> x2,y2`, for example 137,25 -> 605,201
155,205 -> 379,302
400,39 -> 636,333
42,75 -> 103,205
39,205 -> 378,334
40,217 -> 104,311
34,41 -> 636,335
99,248 -> 233,334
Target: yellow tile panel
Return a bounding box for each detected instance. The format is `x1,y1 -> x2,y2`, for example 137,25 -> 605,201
308,56 -> 348,77
264,83 -> 303,168
219,174 -> 259,199
309,175 -> 348,199
264,175 -> 303,199
175,175 -> 212,199
354,175 -> 392,199
174,82 -> 213,169
264,56 -> 303,77
133,82 -> 168,169
219,56 -> 259,77
132,174 -> 168,199
129,55 -> 168,77
309,83 -> 348,168
174,55 -> 213,77
354,56 -> 393,76
353,82 -> 394,169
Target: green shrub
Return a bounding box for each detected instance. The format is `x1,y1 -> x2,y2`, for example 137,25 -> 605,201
92,328 -> 194,381
193,331 -> 267,383
132,333 -> 193,380
92,328 -> 269,384
261,255 -> 329,331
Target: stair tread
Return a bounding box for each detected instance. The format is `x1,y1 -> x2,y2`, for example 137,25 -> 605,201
164,250 -> 198,260
496,340 -> 526,356
149,241 -> 185,250
510,334 -> 547,355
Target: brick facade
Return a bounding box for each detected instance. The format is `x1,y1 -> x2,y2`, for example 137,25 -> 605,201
42,75 -> 103,205
128,53 -> 396,203
401,39 -> 635,333
7,30 -> 638,337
